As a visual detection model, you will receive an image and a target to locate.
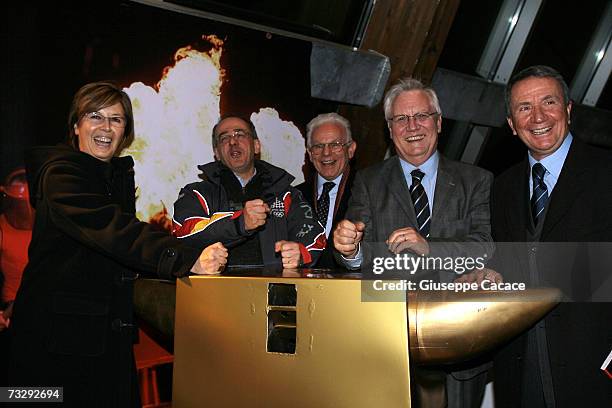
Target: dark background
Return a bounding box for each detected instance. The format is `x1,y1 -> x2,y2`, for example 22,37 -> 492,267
2,0 -> 610,179
0,1 -> 334,181
437,0 -> 612,174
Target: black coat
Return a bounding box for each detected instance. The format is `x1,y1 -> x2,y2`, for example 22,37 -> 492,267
9,145 -> 200,407
173,160 -> 326,267
296,167 -> 354,269
491,138 -> 612,407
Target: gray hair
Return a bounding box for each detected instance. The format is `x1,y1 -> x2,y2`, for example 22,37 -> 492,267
505,65 -> 570,116
306,112 -> 352,147
383,78 -> 442,120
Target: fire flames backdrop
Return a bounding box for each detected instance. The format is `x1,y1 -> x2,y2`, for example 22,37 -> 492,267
1,1 -> 334,221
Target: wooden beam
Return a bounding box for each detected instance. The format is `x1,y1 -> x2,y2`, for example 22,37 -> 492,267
340,0 -> 462,169
413,0 -> 462,83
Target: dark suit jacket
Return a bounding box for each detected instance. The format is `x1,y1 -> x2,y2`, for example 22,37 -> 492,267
296,167 -> 354,269
338,154 -> 494,280
491,137 -> 612,407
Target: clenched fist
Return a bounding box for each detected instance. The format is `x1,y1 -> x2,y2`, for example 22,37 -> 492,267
275,240 -> 302,269
243,199 -> 270,231
191,242 -> 228,275
333,220 -> 365,258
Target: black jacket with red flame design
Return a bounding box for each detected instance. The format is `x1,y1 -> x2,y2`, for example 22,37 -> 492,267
172,160 -> 326,267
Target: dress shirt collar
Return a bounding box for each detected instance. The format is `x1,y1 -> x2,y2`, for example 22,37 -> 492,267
234,168 -> 257,188
399,151 -> 439,181
317,173 -> 343,197
528,133 -> 573,181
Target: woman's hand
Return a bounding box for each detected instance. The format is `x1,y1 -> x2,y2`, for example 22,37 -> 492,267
191,242 -> 228,275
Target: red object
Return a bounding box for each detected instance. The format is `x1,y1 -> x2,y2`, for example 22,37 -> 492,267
1,168 -> 34,230
0,214 -> 31,303
134,329 -> 174,408
2,168 -> 29,200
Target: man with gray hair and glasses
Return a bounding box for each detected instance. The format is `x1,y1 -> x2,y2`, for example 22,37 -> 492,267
297,112 -> 357,269
333,78 -> 495,407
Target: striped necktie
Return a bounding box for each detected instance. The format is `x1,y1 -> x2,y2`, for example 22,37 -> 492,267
410,169 -> 431,238
531,163 -> 548,226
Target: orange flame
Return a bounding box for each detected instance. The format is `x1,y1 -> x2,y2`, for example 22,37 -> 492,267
124,34 -> 305,223
157,34 -> 225,92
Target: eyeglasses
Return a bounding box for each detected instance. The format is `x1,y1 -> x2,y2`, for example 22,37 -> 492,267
387,112 -> 439,126
82,111 -> 127,128
308,141 -> 352,155
216,129 -> 252,145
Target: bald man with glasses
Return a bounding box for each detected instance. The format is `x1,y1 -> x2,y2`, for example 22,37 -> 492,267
173,115 -> 325,269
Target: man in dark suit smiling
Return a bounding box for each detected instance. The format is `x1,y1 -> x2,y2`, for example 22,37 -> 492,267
492,65 -> 612,408
333,77 -> 495,408
333,78 -> 493,279
296,113 -> 356,269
